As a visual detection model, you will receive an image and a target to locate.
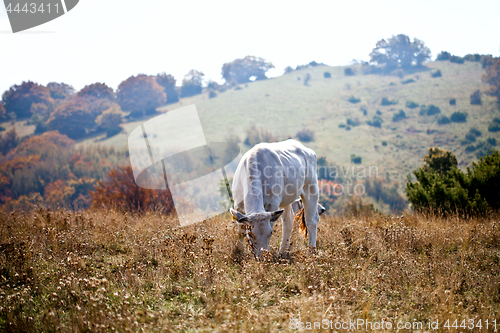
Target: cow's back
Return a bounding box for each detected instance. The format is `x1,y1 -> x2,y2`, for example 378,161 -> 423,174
232,139 -> 317,214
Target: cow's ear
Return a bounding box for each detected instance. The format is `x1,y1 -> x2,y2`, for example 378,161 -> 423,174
230,208 -> 249,223
270,209 -> 285,222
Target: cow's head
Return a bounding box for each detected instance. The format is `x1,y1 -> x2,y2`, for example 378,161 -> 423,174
230,208 -> 284,258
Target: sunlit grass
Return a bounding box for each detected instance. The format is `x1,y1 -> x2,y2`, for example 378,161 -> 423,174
1,209 -> 499,331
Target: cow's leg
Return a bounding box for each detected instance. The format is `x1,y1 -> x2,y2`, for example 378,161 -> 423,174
301,190 -> 319,254
279,204 -> 294,254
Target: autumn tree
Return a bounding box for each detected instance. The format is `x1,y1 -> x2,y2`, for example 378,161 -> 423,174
0,102 -> 5,120
156,73 -> 179,104
2,81 -> 53,118
47,82 -> 75,100
180,70 -> 204,97
0,128 -> 20,156
0,131 -> 74,200
482,57 -> 500,104
90,165 -> 175,213
96,110 -> 123,130
370,34 -> 431,72
76,82 -> 115,101
47,97 -> 118,139
116,74 -> 166,118
221,56 -> 275,85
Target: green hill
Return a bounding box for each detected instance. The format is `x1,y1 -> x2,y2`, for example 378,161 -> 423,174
4,61 -> 498,186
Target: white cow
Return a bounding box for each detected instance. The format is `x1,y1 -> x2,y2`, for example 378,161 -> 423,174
230,139 -> 320,258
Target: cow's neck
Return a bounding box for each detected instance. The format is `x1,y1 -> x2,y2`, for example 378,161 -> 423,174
243,162 -> 267,215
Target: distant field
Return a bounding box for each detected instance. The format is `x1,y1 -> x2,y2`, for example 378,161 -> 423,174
5,61 -> 499,186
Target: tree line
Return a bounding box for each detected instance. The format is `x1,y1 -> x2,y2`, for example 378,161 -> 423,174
0,56 -> 275,139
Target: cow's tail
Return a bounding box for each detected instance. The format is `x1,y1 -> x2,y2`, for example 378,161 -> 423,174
294,208 -> 307,238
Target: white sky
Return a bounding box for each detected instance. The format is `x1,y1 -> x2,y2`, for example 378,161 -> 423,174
1,0 -> 499,94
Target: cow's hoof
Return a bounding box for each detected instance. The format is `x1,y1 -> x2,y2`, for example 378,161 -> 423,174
278,250 -> 291,260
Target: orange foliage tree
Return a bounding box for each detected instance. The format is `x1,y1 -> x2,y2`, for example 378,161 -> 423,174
76,83 -> 115,101
2,81 -> 53,118
0,131 -> 124,210
116,75 -> 166,118
47,97 -> 119,139
90,166 -> 175,213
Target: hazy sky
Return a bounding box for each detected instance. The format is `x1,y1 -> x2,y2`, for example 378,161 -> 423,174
1,0 -> 499,94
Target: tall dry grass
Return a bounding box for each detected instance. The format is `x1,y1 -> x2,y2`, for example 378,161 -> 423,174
1,209 -> 499,332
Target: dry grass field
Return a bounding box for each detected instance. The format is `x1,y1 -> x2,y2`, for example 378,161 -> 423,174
1,208 -> 499,332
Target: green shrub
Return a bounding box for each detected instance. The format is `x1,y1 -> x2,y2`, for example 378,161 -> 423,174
351,154 -> 362,164
381,97 -> 398,106
346,126 -> 351,131
367,116 -> 383,128
419,105 -> 441,116
465,133 -> 477,142
405,148 -> 498,215
360,106 -> 368,116
392,110 -> 407,122
324,72 -> 331,78
469,127 -> 482,137
437,115 -> 451,125
406,167 -> 488,215
465,144 -> 477,153
401,78 -> 415,84
470,90 -> 482,105
436,51 -> 451,61
431,70 -> 442,78
376,110 -> 382,115
449,55 -> 465,64
344,68 -> 355,76
449,98 -> 456,105
451,111 -> 468,123
296,128 -> 314,142
208,90 -> 217,99
382,141 -> 388,146
405,101 -> 419,109
487,137 -> 497,146
338,123 -> 346,128
346,118 -> 360,126
468,151 -> 500,210
464,54 -> 481,62
488,122 -> 500,132
348,96 -> 361,104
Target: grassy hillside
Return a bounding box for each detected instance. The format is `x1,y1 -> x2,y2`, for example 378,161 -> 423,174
87,61 -> 498,183
4,61 -> 498,186
1,209 -> 499,331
